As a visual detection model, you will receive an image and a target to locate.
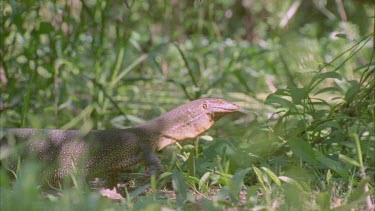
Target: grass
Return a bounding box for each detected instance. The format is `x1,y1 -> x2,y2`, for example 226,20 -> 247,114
1,0 -> 374,210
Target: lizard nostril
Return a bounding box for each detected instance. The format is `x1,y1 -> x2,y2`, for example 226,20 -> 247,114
202,103 -> 208,109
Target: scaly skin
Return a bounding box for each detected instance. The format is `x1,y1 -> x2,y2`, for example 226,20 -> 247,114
1,98 -> 239,186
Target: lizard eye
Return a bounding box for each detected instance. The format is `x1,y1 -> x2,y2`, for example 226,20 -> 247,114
202,103 -> 208,109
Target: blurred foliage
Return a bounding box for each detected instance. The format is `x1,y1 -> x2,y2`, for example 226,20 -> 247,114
0,0 -> 374,210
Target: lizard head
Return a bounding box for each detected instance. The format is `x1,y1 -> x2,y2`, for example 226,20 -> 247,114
202,98 -> 240,121
152,98 -> 239,150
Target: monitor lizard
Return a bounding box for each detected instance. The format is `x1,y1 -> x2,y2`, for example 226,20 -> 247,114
0,98 -> 239,188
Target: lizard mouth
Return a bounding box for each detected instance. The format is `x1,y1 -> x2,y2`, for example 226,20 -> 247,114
212,103 -> 240,113
210,103 -> 239,122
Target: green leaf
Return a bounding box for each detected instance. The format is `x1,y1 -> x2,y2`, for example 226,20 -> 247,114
278,176 -> 304,192
290,87 -> 307,105
352,62 -> 375,72
287,137 -> 317,164
129,184 -> 150,200
158,172 -> 172,180
317,72 -> 342,80
347,180 -> 368,204
39,22 -> 54,34
234,70 -> 253,93
335,33 -> 349,39
261,167 -> 281,186
316,192 -> 331,210
0,169 -> 10,188
198,172 -> 210,192
339,154 -> 361,167
227,168 -> 251,203
110,54 -> 148,88
318,120 -> 342,130
352,133 -> 363,167
172,169 -> 188,205
316,156 -> 347,177
186,147 -> 196,177
265,94 -> 294,109
344,80 -> 359,102
274,88 -> 290,96
252,165 -> 265,189
246,185 -> 260,199
326,170 -> 332,188
315,86 -> 342,95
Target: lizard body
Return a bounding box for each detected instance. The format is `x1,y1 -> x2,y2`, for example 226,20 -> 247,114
1,98 -> 239,186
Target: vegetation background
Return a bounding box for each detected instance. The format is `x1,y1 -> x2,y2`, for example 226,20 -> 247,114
0,0 -> 374,210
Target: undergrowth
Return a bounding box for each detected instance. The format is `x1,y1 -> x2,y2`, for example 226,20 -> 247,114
1,0 -> 374,210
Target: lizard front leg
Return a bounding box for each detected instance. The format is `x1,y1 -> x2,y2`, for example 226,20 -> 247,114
142,150 -> 163,176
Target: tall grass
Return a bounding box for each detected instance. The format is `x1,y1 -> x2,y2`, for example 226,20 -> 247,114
1,0 -> 373,210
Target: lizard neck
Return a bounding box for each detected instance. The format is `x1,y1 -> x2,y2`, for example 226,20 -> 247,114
137,107 -> 214,151
134,98 -> 239,151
